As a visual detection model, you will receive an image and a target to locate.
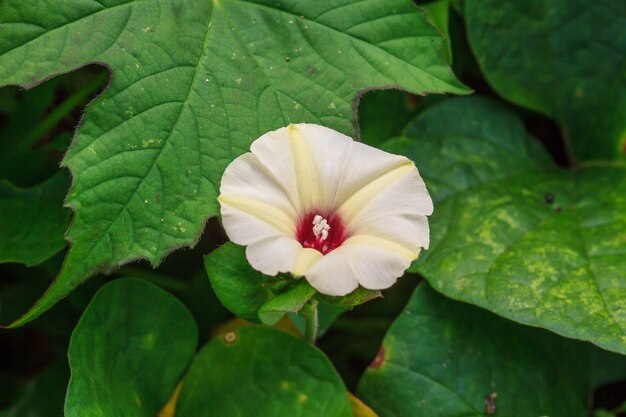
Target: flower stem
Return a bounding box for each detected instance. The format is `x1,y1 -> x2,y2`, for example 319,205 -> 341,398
302,298 -> 319,344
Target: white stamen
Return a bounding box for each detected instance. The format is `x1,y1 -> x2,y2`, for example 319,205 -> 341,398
312,214 -> 331,240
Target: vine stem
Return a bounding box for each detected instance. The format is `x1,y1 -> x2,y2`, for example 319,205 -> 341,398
302,298 -> 319,344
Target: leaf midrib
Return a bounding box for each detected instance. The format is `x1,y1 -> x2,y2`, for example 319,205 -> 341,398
63,2 -> 217,270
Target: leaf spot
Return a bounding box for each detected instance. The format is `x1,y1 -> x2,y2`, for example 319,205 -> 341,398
223,331 -> 237,344
485,392 -> 497,415
369,346 -> 385,369
544,192 -> 554,204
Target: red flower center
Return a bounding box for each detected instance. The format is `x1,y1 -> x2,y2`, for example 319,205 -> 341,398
296,211 -> 348,255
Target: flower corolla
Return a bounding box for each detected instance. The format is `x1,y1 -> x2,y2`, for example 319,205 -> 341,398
219,124 -> 432,296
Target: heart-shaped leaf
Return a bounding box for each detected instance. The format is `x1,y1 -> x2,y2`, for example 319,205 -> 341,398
358,284 -> 626,417
176,326 -> 352,417
0,0 -> 467,326
464,0 -> 626,161
65,278 -> 198,417
386,96 -> 626,354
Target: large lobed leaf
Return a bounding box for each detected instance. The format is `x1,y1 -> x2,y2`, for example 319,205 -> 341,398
386,96 -> 626,354
464,0 -> 626,162
358,284 -> 626,417
0,0 -> 467,326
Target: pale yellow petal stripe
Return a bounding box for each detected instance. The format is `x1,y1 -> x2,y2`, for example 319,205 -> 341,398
287,125 -> 324,209
219,195 -> 295,236
344,235 -> 420,260
292,248 -> 323,276
338,161 -> 414,221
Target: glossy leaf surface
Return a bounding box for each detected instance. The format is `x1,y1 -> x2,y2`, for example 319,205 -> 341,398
387,97 -> 626,353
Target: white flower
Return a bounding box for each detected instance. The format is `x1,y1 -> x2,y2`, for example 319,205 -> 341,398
218,124 -> 433,296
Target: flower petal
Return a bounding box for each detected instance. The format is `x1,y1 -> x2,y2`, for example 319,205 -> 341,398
344,242 -> 413,290
219,123 -> 433,296
245,236 -> 304,276
220,151 -> 299,247
250,124 -> 355,212
303,248 -> 359,296
220,204 -> 291,246
292,247 -> 323,276
305,236 -> 415,295
220,152 -> 297,220
341,166 -> 432,250
332,141 -> 418,211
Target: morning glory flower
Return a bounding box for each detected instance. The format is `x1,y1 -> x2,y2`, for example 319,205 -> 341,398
219,124 -> 433,296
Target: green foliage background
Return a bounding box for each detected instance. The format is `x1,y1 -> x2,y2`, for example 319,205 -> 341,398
0,0 -> 625,416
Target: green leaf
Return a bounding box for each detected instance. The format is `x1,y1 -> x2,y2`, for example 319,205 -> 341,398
357,284 -> 626,417
464,0 -> 626,161
258,281 -> 316,325
317,286 -> 381,308
65,278 -> 198,417
0,0 -> 467,327
176,326 -> 352,417
421,0 -> 451,63
358,90 -> 421,148
0,173 -> 70,266
387,96 -> 626,354
205,242 -> 284,322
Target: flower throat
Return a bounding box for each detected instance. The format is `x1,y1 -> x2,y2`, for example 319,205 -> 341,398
296,212 -> 348,255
